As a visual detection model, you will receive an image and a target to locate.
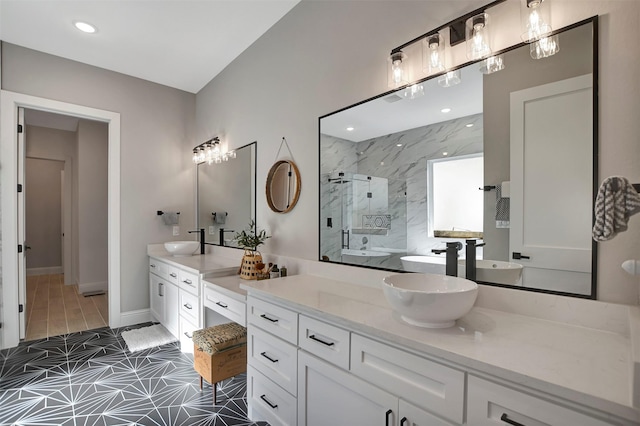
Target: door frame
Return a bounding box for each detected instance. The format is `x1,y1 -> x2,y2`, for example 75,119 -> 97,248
1,90 -> 121,349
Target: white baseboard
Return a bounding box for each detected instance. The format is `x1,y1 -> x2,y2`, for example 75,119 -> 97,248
27,266 -> 63,276
119,309 -> 151,328
78,280 -> 108,294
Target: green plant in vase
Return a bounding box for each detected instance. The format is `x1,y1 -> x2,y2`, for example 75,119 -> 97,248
235,220 -> 271,252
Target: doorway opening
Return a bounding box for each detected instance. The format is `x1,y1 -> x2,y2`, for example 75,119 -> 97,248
1,90 -> 121,350
23,109 -> 109,340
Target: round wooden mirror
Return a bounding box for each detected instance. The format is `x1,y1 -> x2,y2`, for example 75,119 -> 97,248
266,160 -> 301,213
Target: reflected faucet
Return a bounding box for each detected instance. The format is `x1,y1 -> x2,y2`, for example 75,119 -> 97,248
188,228 -> 205,254
432,242 -> 462,277
219,228 -> 235,247
465,239 -> 486,281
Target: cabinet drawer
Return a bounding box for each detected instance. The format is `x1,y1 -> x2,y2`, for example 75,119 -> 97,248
247,365 -> 297,426
203,284 -> 246,326
399,399 -> 456,426
149,258 -> 168,278
248,298 -> 298,345
248,326 -> 298,396
350,334 -> 464,424
179,316 -> 198,354
178,269 -> 199,296
299,315 -> 350,370
467,375 -> 618,426
179,289 -> 200,325
166,265 -> 180,285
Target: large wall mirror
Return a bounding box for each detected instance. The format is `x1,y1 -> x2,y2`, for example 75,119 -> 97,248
198,141 -> 256,248
319,18 -> 597,298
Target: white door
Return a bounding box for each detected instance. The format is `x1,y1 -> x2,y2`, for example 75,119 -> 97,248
510,74 -> 593,294
17,107 -> 27,339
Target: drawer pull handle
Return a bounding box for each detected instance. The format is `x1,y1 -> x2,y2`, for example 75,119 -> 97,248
309,334 -> 334,347
260,314 -> 279,323
150,264 -> 156,268
159,283 -> 164,297
260,352 -> 279,363
216,301 -> 228,309
184,332 -> 193,339
400,417 -> 408,426
260,394 -> 278,409
169,273 -> 177,278
183,279 -> 193,285
183,303 -> 193,310
501,413 -> 525,426
385,409 -> 393,426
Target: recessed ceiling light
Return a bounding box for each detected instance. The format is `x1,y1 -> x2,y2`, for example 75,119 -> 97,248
442,152 -> 448,156
346,126 -> 355,131
466,123 -> 474,128
396,143 -> 403,147
441,108 -> 451,113
74,21 -> 97,34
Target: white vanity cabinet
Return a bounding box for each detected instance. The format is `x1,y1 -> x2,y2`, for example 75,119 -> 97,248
246,297 -> 299,426
149,259 -> 179,337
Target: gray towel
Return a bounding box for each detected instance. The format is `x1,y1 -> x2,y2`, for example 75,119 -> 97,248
592,176 -> 640,241
214,212 -> 226,224
495,184 -> 510,229
162,212 -> 180,225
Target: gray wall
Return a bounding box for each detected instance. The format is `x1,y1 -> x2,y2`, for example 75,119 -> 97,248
1,42 -> 196,312
195,1 -> 640,304
77,120 -> 108,291
25,157 -> 64,269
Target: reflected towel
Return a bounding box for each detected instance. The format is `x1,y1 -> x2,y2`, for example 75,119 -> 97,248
162,212 -> 180,225
592,176 -> 640,241
214,212 -> 226,224
495,184 -> 510,229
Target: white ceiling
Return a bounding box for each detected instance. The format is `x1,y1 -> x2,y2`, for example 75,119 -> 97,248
0,0 -> 300,93
321,65 -> 483,142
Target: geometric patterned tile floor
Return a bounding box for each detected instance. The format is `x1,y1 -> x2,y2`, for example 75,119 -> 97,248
0,323 -> 269,426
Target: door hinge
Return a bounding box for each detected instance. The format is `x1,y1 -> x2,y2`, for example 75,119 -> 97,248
17,184 -> 23,193
17,124 -> 23,133
18,244 -> 22,253
18,304 -> 24,313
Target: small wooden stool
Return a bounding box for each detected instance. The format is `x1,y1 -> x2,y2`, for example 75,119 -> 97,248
192,322 -> 247,404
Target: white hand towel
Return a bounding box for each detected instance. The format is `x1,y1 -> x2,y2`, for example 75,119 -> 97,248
592,176 -> 640,241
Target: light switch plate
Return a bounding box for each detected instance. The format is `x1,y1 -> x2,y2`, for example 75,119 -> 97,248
172,226 -> 179,236
209,226 -> 215,235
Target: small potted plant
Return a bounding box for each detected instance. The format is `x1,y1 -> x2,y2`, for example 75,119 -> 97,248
235,220 -> 270,280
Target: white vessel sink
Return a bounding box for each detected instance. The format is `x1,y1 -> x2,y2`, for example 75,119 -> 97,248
458,259 -> 523,285
164,241 -> 200,257
382,273 -> 478,328
400,255 -> 446,274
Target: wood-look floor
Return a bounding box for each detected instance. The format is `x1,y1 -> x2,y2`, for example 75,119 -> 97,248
25,274 -> 108,341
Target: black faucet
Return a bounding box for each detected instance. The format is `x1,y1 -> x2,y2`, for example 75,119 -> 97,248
465,239 -> 486,281
432,242 -> 462,277
188,228 -> 205,254
219,228 -> 235,247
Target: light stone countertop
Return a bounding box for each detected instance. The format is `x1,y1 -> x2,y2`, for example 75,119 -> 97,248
147,247 -> 240,276
202,274 -> 248,302
240,274 -> 640,424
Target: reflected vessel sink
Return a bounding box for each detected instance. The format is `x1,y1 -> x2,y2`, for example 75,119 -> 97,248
382,273 -> 478,328
400,255 -> 446,274
458,259 -> 523,285
164,241 -> 200,257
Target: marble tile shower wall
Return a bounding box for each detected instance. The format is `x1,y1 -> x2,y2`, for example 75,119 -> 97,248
321,113 -> 484,265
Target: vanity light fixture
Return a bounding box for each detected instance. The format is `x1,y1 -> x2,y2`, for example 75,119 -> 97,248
530,34 -> 559,59
479,54 -> 505,74
192,137 -> 234,165
387,51 -> 409,88
466,13 -> 492,60
74,21 -> 97,34
423,33 -> 446,74
521,0 -> 552,43
438,70 -> 461,88
403,83 -> 424,99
